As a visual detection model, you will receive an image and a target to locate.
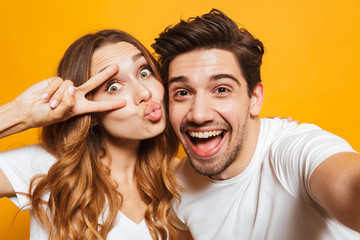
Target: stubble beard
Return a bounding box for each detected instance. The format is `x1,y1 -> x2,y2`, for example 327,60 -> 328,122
182,112 -> 249,177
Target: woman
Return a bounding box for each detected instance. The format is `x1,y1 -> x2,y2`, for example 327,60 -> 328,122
0,29 -> 182,239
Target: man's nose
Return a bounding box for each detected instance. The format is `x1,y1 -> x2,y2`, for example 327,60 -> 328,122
186,93 -> 214,125
133,81 -> 151,105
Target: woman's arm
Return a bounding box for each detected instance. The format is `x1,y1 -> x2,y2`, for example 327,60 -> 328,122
0,64 -> 126,196
0,101 -> 30,139
0,64 -> 125,138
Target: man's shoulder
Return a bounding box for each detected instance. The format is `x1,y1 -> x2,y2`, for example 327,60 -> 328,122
259,118 -> 323,147
261,118 -> 320,135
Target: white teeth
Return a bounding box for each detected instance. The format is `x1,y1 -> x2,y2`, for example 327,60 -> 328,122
189,130 -> 223,138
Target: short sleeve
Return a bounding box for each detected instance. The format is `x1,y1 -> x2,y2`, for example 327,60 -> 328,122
270,123 -> 356,202
0,144 -> 55,209
171,197 -> 190,231
172,211 -> 189,231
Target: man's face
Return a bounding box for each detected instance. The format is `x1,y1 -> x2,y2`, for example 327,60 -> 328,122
168,48 -> 262,178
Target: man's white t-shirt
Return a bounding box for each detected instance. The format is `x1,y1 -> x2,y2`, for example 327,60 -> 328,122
174,118 -> 360,240
0,144 -> 152,240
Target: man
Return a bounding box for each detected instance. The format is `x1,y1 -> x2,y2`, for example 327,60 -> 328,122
152,9 -> 360,239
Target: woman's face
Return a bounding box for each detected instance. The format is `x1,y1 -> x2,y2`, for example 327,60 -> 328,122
91,41 -> 166,141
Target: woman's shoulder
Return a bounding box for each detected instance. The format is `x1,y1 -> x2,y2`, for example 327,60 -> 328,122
1,143 -> 48,155
0,143 -> 56,167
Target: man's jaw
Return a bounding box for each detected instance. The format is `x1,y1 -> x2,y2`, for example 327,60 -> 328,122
183,128 -> 227,158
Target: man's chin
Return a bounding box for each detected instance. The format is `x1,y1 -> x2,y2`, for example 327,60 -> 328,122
184,150 -> 227,176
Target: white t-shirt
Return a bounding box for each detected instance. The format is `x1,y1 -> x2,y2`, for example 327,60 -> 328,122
174,118 -> 360,240
0,144 -> 152,240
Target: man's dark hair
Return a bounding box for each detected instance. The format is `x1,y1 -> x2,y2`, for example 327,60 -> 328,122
152,9 -> 264,96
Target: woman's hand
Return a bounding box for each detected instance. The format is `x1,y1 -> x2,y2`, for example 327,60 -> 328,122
266,116 -> 299,123
13,64 -> 126,129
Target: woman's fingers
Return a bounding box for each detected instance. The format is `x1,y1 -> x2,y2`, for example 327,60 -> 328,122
78,64 -> 119,94
59,85 -> 75,110
51,85 -> 76,120
42,64 -> 122,117
267,116 -> 299,123
48,80 -> 74,109
84,98 -> 127,113
286,117 -> 299,123
41,77 -> 64,100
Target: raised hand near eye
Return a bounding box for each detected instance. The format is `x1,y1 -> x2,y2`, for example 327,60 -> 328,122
13,64 -> 126,129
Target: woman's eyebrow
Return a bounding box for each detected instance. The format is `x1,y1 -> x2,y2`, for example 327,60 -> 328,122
132,53 -> 144,62
97,53 -> 144,74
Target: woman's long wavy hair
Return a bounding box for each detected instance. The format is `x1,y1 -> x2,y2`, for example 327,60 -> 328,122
28,29 -> 181,240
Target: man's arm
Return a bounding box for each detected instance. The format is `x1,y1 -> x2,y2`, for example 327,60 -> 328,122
310,151 -> 360,232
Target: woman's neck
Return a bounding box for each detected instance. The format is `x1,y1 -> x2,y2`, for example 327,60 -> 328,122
101,134 -> 140,179
101,135 -> 147,224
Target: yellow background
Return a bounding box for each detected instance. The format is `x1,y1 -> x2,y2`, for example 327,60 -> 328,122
0,0 -> 359,239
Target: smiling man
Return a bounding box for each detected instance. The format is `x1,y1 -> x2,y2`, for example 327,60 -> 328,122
152,9 -> 360,240
167,48 -> 260,179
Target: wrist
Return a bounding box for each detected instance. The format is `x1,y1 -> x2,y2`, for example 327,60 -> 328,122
0,100 -> 31,138
12,99 -> 32,129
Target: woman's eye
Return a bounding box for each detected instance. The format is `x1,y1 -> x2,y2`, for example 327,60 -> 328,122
107,83 -> 122,93
139,68 -> 151,79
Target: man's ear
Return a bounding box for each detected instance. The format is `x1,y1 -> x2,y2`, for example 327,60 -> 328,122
249,82 -> 264,117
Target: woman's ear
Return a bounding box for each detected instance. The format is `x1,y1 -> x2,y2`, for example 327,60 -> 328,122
91,115 -> 98,127
249,82 -> 264,117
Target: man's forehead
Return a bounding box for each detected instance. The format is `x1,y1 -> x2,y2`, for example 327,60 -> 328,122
168,48 -> 243,82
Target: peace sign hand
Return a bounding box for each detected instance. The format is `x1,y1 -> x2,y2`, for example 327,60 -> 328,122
14,64 -> 126,129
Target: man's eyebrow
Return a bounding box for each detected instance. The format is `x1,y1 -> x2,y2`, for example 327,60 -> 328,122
210,74 -> 241,86
168,76 -> 187,85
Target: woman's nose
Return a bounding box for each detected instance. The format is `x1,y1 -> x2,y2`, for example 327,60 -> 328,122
133,81 -> 152,105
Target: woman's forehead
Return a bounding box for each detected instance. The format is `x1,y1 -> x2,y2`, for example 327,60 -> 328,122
91,42 -> 144,75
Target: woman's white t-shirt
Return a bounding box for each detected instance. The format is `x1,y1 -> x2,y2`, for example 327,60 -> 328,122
0,144 -> 152,240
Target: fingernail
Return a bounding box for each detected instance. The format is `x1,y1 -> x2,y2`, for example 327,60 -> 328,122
41,93 -> 49,99
68,86 -> 74,95
50,100 -> 58,108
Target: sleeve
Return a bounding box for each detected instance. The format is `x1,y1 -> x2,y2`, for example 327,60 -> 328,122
270,123 -> 356,202
0,144 -> 55,209
171,199 -> 190,231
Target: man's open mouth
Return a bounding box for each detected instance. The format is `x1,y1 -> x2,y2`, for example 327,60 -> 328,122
185,130 -> 226,158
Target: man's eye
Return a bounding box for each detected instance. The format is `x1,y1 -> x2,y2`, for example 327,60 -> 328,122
175,90 -> 189,96
216,87 -> 229,93
107,83 -> 122,93
139,68 -> 151,79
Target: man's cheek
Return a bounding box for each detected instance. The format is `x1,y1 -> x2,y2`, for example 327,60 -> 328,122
170,111 -> 182,133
